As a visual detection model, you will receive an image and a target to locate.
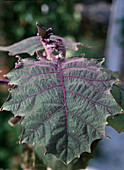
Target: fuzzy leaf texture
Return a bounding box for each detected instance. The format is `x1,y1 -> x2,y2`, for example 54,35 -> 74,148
0,36 -> 43,56
0,35 -> 89,56
34,140 -> 100,170
2,56 -> 121,164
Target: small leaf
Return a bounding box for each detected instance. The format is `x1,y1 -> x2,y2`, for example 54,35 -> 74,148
107,114 -> 124,133
36,23 -> 52,39
111,83 -> 124,110
2,57 -> 121,164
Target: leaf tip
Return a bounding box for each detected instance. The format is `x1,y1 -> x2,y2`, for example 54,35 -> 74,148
81,53 -> 85,57
36,56 -> 39,59
116,79 -> 120,83
31,52 -> 34,56
106,121 -> 109,125
19,141 -> 22,144
88,148 -> 92,153
3,75 -> 7,79
102,58 -> 105,62
67,160 -> 71,164
21,140 -> 25,144
77,155 -> 80,158
16,55 -> 21,60
106,136 -> 111,139
0,107 -> 3,111
8,88 -> 11,92
18,136 -> 22,144
120,109 -> 124,113
15,55 -> 22,68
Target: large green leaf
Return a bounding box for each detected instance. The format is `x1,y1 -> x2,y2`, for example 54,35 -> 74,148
1,56 -> 121,164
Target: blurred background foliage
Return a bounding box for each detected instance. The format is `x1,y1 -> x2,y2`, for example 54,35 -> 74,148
0,0 -> 116,169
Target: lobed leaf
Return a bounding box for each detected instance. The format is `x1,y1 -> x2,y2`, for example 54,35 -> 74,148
2,56 -> 121,164
34,139 -> 100,170
0,35 -> 90,56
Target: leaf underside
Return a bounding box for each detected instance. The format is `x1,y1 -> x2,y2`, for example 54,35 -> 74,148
0,35 -> 87,56
2,56 -> 121,164
0,36 -> 43,56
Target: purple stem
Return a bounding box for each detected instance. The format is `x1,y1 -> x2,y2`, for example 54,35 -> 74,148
68,110 -> 105,137
58,64 -> 69,157
36,22 -> 52,60
40,39 -> 52,60
66,90 -> 113,108
0,79 -> 9,84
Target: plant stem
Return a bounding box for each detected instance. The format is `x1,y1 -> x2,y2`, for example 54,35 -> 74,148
0,79 -> 9,84
40,39 -> 51,60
